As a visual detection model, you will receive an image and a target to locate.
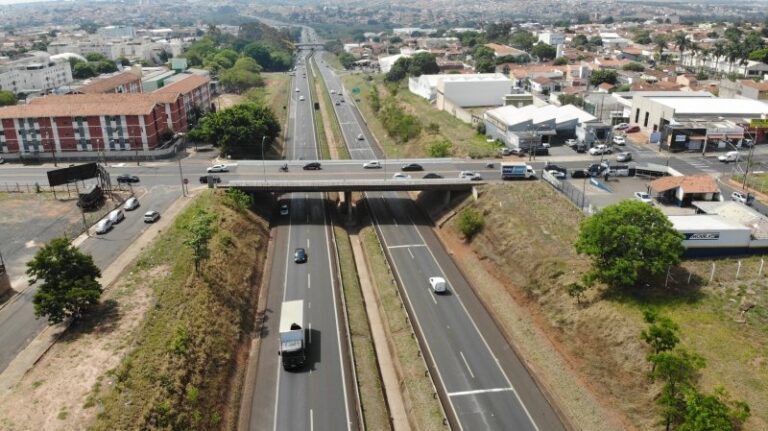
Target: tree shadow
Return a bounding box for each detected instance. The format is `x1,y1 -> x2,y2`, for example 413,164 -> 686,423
61,298 -> 121,341
600,267 -> 706,307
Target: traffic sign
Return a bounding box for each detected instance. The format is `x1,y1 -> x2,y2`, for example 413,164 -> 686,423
183,178 -> 189,184
351,87 -> 361,94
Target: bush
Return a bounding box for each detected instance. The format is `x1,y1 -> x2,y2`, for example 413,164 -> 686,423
223,189 -> 253,212
456,208 -> 485,239
426,140 -> 453,157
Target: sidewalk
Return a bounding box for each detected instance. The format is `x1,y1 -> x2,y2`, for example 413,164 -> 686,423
0,189 -> 198,395
349,233 -> 411,431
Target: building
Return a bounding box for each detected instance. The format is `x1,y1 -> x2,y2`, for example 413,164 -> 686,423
78,71 -> 142,95
0,51 -> 73,94
484,43 -> 529,59
378,49 -> 428,73
408,73 -> 512,105
718,79 -> 768,101
96,25 -> 136,40
599,33 -> 630,48
0,74 -> 210,158
647,175 -> 721,206
537,32 -> 565,47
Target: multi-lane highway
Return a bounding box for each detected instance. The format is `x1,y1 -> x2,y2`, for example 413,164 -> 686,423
246,46 -> 355,431
315,52 -> 567,430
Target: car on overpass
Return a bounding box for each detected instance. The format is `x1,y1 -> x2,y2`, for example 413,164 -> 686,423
199,175 -> 221,184
423,172 -> 443,179
363,160 -> 381,169
207,164 -> 229,173
303,162 -> 322,170
459,171 -> 483,181
401,163 -> 423,171
393,173 -> 411,180
116,174 -> 140,183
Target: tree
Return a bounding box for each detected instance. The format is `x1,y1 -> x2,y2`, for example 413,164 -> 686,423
589,69 -> 619,86
575,200 -> 684,289
456,208 -> 485,239
631,29 -> 652,45
389,36 -> 403,44
407,52 -> 439,76
509,30 -> 537,51
94,60 -> 118,74
338,52 -> 356,69
641,310 -> 680,359
243,42 -> 272,69
220,68 -> 263,93
622,62 -> 645,72
427,140 -> 453,157
571,34 -> 589,48
385,57 -> 410,81
566,282 -> 588,305
531,42 -> 557,61
553,57 -> 569,65
190,102 -> 280,158
558,94 -> 585,107
84,52 -> 109,62
650,350 -> 706,431
588,35 -> 603,47
654,35 -> 669,63
679,388 -> 750,431
72,61 -> 97,79
0,90 -> 16,106
473,45 -> 497,72
27,237 -> 102,324
485,22 -> 512,42
749,47 -> 768,64
183,209 -> 216,274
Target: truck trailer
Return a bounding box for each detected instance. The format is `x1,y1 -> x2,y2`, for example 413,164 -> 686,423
501,162 -> 536,180
278,300 -> 307,370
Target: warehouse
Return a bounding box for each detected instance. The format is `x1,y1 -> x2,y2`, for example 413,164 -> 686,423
670,202 -> 768,256
631,95 -> 768,134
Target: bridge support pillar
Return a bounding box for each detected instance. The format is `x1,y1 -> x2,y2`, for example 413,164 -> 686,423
443,190 -> 452,207
344,191 -> 353,223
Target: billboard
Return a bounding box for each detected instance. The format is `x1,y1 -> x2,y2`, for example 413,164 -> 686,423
46,163 -> 99,187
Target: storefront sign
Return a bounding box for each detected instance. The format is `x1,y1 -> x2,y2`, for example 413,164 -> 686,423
749,119 -> 768,128
684,232 -> 720,240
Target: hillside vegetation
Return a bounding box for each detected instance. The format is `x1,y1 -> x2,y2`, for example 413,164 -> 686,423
91,190 -> 269,430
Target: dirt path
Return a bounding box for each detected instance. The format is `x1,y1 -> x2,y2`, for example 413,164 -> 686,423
0,191 -> 198,430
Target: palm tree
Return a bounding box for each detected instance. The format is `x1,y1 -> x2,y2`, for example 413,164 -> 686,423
697,47 -> 711,74
726,40 -> 742,74
672,32 -> 689,68
654,35 -> 668,64
712,41 -> 727,74
687,42 -> 700,69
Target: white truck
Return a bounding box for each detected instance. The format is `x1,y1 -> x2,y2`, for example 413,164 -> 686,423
278,300 -> 306,370
501,162 -> 536,180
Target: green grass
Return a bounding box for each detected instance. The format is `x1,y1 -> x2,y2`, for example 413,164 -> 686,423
90,190 -> 270,430
360,227 -> 447,431
261,72 -> 291,132
307,57 -> 331,160
333,225 -> 390,431
323,52 -> 344,71
312,58 -> 350,159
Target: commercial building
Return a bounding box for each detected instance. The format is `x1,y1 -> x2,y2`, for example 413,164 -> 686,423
670,201 -> 768,256
0,51 -> 73,94
0,74 -> 210,158
408,73 -> 512,106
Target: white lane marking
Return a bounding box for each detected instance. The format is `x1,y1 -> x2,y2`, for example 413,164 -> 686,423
273,192 -> 294,431
404,212 -> 541,431
448,387 -> 515,397
459,351 -> 475,379
408,248 -> 415,259
310,409 -> 314,431
308,301 -> 311,309
307,238 -> 310,248
309,322 -> 312,343
430,292 -> 437,305
308,273 -> 311,289
388,244 -> 427,250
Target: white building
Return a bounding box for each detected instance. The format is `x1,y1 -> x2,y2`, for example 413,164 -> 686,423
408,73 -> 512,106
484,103 -> 599,147
96,25 -> 136,39
378,49 -> 428,73
47,36 -> 172,62
538,32 -> 565,47
599,32 -> 630,48
0,51 -> 73,94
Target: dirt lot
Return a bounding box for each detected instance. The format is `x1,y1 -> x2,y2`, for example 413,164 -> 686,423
420,182 -> 767,430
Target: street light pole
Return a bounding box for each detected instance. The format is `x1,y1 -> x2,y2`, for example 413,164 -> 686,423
261,135 -> 267,182
741,129 -> 756,190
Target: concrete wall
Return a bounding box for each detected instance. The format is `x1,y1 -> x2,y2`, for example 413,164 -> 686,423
437,79 -> 511,108
631,96 -> 674,132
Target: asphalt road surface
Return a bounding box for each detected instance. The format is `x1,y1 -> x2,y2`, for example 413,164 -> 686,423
315,52 -> 566,430
247,46 -> 355,431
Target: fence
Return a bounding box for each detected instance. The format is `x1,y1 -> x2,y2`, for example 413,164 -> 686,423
669,258 -> 768,288
0,136 -> 186,165
1,181 -> 133,198
541,170 -> 594,214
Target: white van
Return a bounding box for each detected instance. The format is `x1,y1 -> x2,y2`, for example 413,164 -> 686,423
429,277 -> 447,294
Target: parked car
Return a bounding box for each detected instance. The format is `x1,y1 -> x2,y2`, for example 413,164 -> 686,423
124,197 -> 140,210
589,145 -> 611,155
625,125 -> 641,133
295,87 -> 300,92
95,218 -> 113,234
613,123 -> 629,130
363,160 -> 381,169
393,173 -> 411,180
612,135 -> 626,145
565,138 -> 578,147
459,171 -> 483,181
302,161 -> 322,170
616,151 -> 632,162
731,191 -> 754,205
280,204 -> 290,215
294,248 -> 307,263
116,174 -> 140,183
107,208 -> 125,224
423,173 -> 443,179
207,164 -> 229,173
570,169 -> 590,179
429,276 -> 447,294
718,151 -> 741,163
547,170 -> 566,180
401,163 -> 423,171
543,163 -> 567,174
143,210 -> 160,223
0,157 -> 5,164
199,175 -> 221,184
634,191 -> 654,204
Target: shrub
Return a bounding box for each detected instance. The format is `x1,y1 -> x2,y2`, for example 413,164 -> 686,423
426,140 -> 453,157
456,208 -> 485,239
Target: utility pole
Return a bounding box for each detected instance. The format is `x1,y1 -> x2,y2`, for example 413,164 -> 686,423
741,130 -> 757,190
178,158 -> 186,197
261,135 -> 267,182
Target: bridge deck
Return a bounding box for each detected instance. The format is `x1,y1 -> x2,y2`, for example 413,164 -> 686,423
227,179 -> 484,192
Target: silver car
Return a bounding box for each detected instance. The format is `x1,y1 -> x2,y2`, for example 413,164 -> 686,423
95,218 -> 113,234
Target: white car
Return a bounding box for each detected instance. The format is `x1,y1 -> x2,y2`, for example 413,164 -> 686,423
634,192 -> 653,204
357,134 -> 365,141
330,89 -> 336,94
459,171 -> 482,181
731,191 -> 753,205
429,276 -> 447,294
299,95 -> 305,101
547,169 -> 566,179
143,210 -> 160,223
95,218 -> 113,234
565,138 -> 578,147
614,123 -> 629,130
612,135 -> 626,145
392,173 -> 411,180
718,151 -> 741,163
589,145 -> 611,155
207,164 -> 229,173
124,197 -> 140,210
108,208 -> 125,224
363,160 -> 381,169
295,87 -> 300,92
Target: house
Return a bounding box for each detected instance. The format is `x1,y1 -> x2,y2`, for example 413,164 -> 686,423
718,79 -> 768,101
648,175 -> 721,206
484,43 -> 529,60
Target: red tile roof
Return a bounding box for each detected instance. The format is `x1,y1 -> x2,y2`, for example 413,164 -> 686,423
649,175 -> 719,194
79,71 -> 140,94
154,74 -> 209,95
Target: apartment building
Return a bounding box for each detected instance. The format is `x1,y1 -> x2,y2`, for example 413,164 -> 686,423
0,52 -> 72,94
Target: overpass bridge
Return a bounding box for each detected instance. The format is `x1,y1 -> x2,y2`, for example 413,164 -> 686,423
295,43 -> 325,49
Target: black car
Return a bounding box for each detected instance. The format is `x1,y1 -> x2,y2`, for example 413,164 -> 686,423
570,169 -> 590,179
302,162 -> 322,170
199,175 -> 221,184
401,163 -> 424,171
294,248 -> 307,263
116,174 -> 140,183
423,172 -> 443,179
544,163 -> 567,174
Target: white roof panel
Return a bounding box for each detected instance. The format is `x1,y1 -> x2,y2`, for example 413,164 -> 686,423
650,97 -> 768,116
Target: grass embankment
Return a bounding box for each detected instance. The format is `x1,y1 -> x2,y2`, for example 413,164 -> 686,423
307,57 -> 331,160
312,58 -> 350,159
91,190 -> 269,430
259,72 -> 291,131
333,223 -> 390,430
341,74 -> 497,159
322,51 -> 344,71
439,182 -> 768,430
360,226 -> 447,431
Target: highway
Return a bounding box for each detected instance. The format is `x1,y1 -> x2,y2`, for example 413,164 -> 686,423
247,45 -> 355,431
314,52 -> 566,430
